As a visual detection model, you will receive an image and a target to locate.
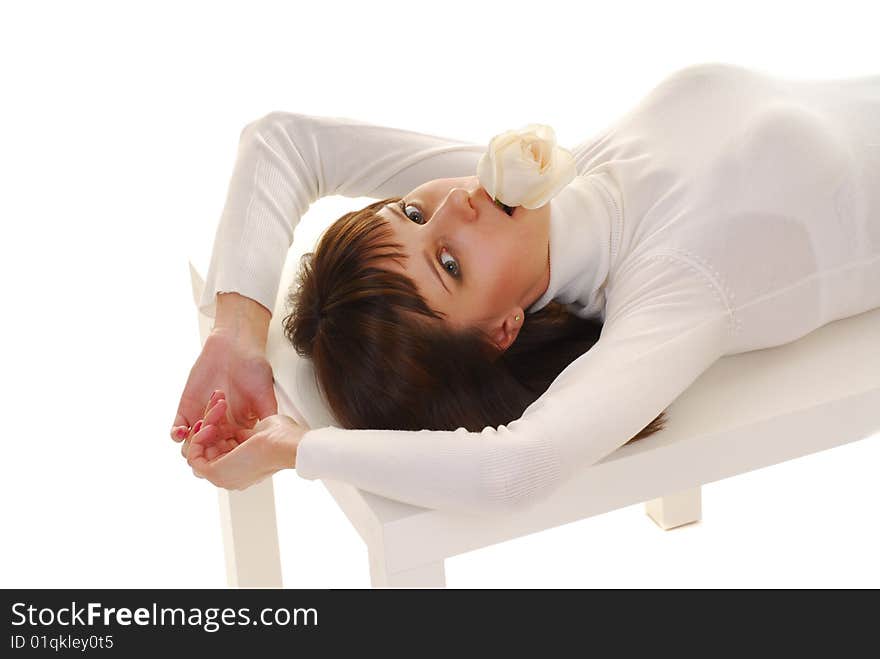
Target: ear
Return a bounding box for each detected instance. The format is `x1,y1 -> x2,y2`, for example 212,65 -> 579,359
489,308 -> 525,353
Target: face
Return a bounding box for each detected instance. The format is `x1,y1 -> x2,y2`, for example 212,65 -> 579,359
375,175 -> 551,352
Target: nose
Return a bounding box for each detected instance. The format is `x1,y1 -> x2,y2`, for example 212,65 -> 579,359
441,187 -> 477,222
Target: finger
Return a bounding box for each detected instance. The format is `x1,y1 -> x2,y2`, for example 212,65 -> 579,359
170,425 -> 190,443
173,411 -> 191,431
208,395 -> 242,437
174,386 -> 210,432
226,397 -> 258,430
204,389 -> 226,416
205,437 -> 240,461
186,424 -> 213,464
190,434 -> 246,486
181,437 -> 190,458
174,373 -> 222,437
235,426 -> 258,443
190,423 -> 220,449
204,444 -> 222,462
186,418 -> 205,442
189,444 -> 218,480
187,437 -> 208,470
190,423 -> 240,467
204,398 -> 228,427
184,420 -> 213,452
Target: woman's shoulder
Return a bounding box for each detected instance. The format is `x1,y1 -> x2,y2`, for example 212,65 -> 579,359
603,247 -> 736,339
633,62 -> 762,113
655,62 -> 754,90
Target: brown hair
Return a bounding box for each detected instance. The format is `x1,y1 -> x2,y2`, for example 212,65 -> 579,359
282,196 -> 667,445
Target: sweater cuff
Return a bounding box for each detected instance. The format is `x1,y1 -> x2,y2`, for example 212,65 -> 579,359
294,426 -> 345,481
197,277 -> 275,320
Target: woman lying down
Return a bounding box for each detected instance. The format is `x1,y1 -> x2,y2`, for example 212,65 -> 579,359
170,63 -> 880,516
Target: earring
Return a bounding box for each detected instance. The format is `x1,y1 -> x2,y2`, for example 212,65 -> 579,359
515,314 -> 521,322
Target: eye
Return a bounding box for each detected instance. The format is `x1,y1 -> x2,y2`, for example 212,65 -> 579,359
398,199 -> 462,280
398,199 -> 424,224
439,249 -> 460,278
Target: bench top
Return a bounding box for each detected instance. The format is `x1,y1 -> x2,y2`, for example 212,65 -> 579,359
325,305 -> 880,553
189,261 -> 879,565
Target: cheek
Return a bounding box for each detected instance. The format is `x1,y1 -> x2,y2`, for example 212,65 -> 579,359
473,241 -> 521,302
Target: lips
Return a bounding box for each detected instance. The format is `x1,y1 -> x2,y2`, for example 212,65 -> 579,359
492,193 -> 515,216
497,200 -> 515,216
476,186 -> 515,216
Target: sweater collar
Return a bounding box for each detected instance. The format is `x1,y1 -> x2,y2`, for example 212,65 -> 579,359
527,174 -> 616,318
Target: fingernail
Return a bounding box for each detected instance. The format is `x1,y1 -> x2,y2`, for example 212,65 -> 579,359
175,427 -> 187,439
193,420 -> 203,434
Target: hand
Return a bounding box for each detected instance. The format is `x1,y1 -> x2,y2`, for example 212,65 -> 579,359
170,328 -> 277,445
186,390 -> 309,490
179,388 -> 249,461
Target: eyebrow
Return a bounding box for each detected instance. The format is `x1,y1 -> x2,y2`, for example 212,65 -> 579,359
387,202 -> 450,295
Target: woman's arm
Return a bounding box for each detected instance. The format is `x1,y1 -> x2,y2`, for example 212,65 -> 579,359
212,291 -> 272,351
175,113 -> 483,440
294,253 -> 735,516
199,112 -> 486,318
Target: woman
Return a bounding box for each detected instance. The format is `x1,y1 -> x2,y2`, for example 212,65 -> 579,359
171,62 -> 880,515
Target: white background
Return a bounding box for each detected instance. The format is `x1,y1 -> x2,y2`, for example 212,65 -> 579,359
2,0 -> 878,589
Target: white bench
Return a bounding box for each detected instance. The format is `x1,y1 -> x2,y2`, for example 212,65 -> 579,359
187,262 -> 880,588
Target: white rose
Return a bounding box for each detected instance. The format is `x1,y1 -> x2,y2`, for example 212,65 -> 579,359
476,123 -> 577,211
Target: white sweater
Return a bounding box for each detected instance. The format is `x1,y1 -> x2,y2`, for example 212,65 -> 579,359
199,63 -> 880,516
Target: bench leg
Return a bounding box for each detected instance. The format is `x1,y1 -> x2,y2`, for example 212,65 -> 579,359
218,478 -> 284,587
368,546 -> 446,588
645,486 -> 702,530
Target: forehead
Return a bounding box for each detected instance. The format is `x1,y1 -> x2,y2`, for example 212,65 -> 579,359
376,203 -> 399,225
410,176 -> 467,195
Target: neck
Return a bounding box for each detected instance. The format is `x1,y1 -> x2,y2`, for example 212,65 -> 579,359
526,173 -> 617,318
521,202 -> 553,309
524,238 -> 552,310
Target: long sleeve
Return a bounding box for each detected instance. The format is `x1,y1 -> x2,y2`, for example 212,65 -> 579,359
198,112 -> 486,317
295,251 -> 735,516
